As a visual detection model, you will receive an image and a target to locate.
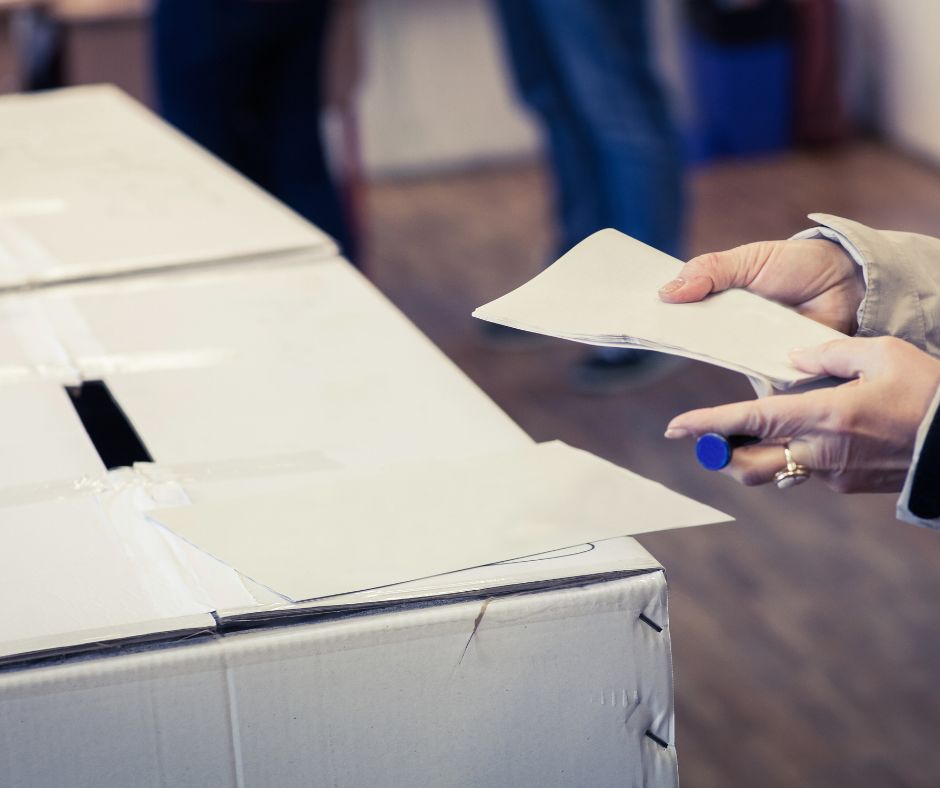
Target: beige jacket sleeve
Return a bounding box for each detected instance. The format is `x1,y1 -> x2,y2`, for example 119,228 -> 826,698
793,214 -> 940,528
793,213 -> 940,355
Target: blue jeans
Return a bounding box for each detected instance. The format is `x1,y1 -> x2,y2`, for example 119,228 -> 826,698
493,0 -> 683,257
153,0 -> 355,260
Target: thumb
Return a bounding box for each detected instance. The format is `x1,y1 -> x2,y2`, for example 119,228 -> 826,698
658,242 -> 772,303
789,337 -> 884,380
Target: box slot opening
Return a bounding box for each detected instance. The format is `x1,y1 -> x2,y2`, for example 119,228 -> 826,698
65,380 -> 153,469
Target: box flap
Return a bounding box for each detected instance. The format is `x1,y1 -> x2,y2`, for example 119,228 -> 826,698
33,258 -> 530,469
0,379 -> 103,494
0,492 -> 242,661
0,85 -> 334,290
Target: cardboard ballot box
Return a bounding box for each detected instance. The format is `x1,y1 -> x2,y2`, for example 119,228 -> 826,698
0,87 -> 722,786
0,258 -> 685,788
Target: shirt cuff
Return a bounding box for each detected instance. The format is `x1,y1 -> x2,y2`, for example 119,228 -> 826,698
897,385 -> 940,529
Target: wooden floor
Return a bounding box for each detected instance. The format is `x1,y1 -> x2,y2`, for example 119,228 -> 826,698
366,142 -> 940,788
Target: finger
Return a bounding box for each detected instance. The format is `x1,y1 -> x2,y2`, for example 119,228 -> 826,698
721,441 -> 813,487
665,392 -> 826,441
789,337 -> 889,380
658,243 -> 773,303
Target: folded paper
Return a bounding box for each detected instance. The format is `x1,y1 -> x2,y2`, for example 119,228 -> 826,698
473,229 -> 846,392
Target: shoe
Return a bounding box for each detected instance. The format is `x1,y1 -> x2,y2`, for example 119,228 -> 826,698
571,347 -> 685,394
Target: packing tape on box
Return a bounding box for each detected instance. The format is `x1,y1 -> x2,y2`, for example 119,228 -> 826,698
0,450 -> 339,509
0,451 -> 337,610
0,199 -> 68,220
0,214 -> 62,285
4,295 -> 83,384
0,348 -> 237,384
134,451 -> 338,486
77,347 -> 236,378
0,291 -> 234,385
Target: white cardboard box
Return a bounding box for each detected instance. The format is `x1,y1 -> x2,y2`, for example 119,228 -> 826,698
0,87 -> 690,787
0,256 -> 684,787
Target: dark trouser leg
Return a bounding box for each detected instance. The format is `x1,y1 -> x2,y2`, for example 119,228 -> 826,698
152,0 -> 353,260
258,2 -> 355,260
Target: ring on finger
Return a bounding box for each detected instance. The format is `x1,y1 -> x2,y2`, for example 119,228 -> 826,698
773,445 -> 811,490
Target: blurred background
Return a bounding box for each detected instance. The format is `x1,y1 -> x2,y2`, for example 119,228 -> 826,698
2,1 -> 940,785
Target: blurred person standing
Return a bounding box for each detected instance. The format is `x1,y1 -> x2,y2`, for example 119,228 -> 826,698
491,0 -> 683,390
153,0 -> 355,261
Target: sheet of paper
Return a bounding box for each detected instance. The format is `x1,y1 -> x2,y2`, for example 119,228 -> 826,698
151,441 -> 732,602
217,537 -> 663,616
473,229 -> 846,390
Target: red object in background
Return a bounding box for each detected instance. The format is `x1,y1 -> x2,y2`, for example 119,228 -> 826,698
793,0 -> 847,145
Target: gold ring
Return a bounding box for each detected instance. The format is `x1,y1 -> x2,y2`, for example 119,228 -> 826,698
773,445 -> 811,490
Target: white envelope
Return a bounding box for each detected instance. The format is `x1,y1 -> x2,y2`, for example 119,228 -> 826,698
473,229 -> 846,392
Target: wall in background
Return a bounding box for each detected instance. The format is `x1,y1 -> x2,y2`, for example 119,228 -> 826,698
356,0 -> 538,177
3,0 -> 935,175
839,0 -> 940,165
357,0 -> 940,177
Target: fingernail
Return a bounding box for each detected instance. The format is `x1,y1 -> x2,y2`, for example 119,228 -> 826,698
788,347 -> 806,361
664,427 -> 690,439
658,277 -> 685,295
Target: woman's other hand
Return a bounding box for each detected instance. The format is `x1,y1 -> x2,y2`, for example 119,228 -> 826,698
664,337 -> 940,494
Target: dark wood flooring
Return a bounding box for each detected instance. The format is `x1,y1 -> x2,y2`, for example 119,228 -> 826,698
366,141 -> 940,788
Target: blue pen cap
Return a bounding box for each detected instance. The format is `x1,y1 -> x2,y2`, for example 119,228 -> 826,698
695,433 -> 732,471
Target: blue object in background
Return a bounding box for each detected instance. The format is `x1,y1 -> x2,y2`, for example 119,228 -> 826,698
684,33 -> 794,161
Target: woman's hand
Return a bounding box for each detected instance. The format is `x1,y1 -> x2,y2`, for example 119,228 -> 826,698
664,337 -> 940,493
658,239 -> 866,335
